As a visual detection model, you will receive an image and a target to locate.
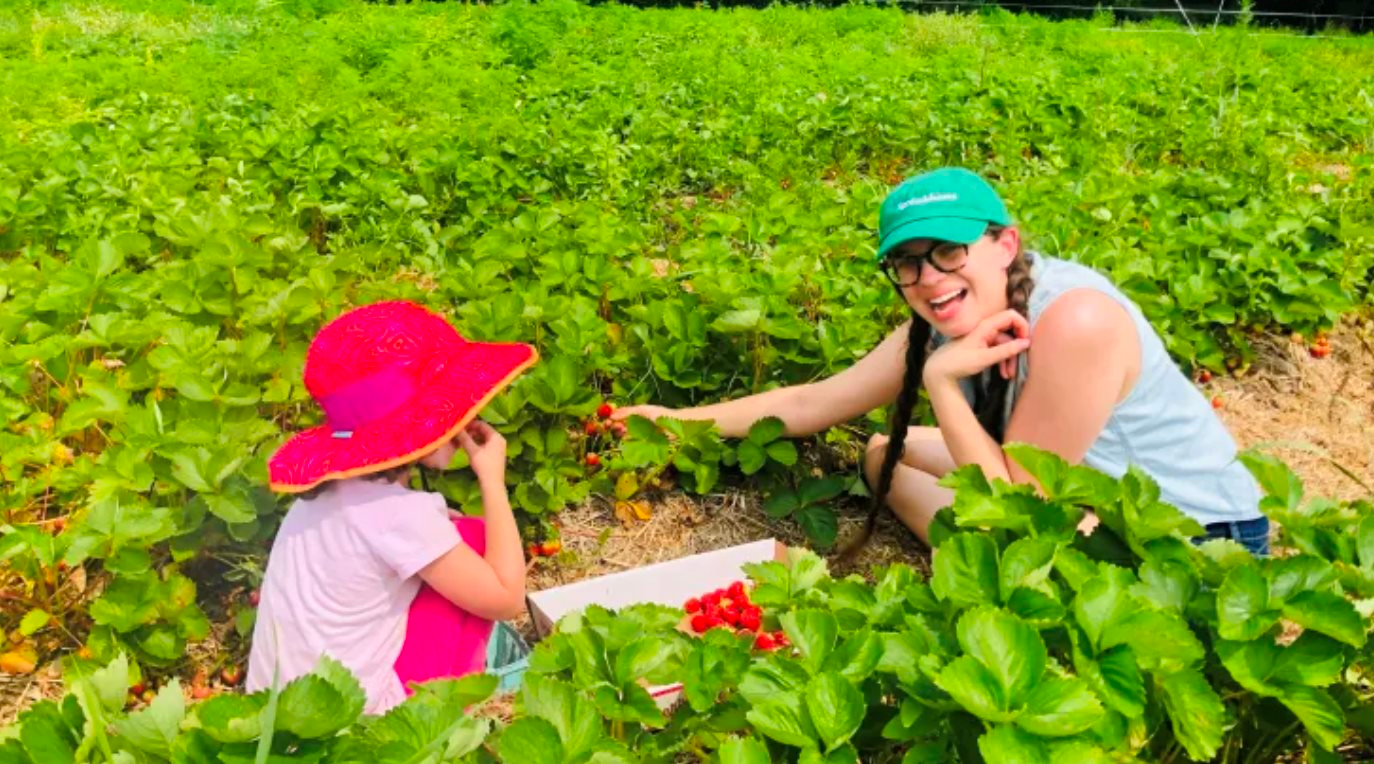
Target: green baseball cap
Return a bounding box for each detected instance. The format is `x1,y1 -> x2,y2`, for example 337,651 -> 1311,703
876,167 -> 1012,261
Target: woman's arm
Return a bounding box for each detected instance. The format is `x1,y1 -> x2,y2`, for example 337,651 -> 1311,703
924,291 -> 1139,484
615,321 -> 913,438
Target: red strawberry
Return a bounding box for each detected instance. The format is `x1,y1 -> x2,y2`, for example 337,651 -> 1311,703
129,681 -> 146,695
685,598 -> 701,613
540,540 -> 562,556
1211,396 -> 1223,410
754,633 -> 775,651
727,581 -> 745,599
585,421 -> 600,436
585,453 -> 600,468
723,609 -> 740,626
1197,369 -> 1212,384
248,590 -> 261,607
220,666 -> 242,686
707,616 -> 725,629
597,403 -> 614,419
528,543 -> 542,558
191,685 -> 213,700
703,592 -> 720,607
611,422 -> 627,438
691,615 -> 709,634
740,609 -> 761,631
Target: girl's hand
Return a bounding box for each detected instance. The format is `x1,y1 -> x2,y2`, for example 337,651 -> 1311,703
923,310 -> 1031,388
456,420 -> 506,485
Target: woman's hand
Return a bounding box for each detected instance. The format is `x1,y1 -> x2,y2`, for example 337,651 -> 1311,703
609,404 -> 676,424
923,310 -> 1031,388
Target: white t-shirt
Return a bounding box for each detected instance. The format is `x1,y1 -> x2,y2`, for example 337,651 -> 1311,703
245,477 -> 462,714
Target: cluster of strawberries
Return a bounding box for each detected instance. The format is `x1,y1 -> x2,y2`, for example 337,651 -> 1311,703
684,581 -> 789,652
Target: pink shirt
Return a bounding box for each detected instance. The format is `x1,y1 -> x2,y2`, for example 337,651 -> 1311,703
245,478 -> 461,714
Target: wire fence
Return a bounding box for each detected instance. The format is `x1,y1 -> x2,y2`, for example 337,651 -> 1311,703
892,0 -> 1374,34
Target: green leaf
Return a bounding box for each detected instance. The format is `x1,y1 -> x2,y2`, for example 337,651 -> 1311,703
822,630 -> 883,682
956,608 -> 1045,708
936,656 -> 1009,722
746,416 -> 786,445
518,674 -> 602,760
977,724 -> 1045,764
998,538 -> 1058,602
781,610 -> 838,674
739,657 -> 812,705
1281,592 -> 1367,648
1075,644 -> 1145,717
1240,451 -> 1304,517
1071,565 -> 1135,651
195,694 -> 267,744
1103,609 -> 1204,673
1132,559 -> 1196,613
497,717 -> 564,764
746,691 -> 818,749
1358,516 -> 1374,568
591,683 -> 663,727
614,638 -> 676,686
1157,669 -> 1226,762
799,476 -> 846,505
931,534 -> 999,609
796,505 -> 838,549
763,492 -> 800,518
713,309 -> 763,334
1005,587 -> 1066,626
1217,563 -> 1280,641
737,441 -> 767,475
1216,639 -> 1282,697
19,609 -> 51,637
86,653 -> 133,715
1016,676 -> 1103,737
15,701 -> 79,764
1272,633 -> 1348,688
718,736 -> 772,764
111,679 -> 185,758
1279,686 -> 1346,752
766,440 -> 798,466
804,673 -> 865,752
1267,556 -> 1338,603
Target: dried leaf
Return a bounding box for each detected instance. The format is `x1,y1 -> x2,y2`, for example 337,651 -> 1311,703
0,644 -> 39,674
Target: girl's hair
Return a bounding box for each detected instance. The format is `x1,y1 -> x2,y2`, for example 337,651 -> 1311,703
297,464 -> 413,501
839,224 -> 1032,559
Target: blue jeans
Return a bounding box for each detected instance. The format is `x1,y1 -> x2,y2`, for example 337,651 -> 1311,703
1197,517 -> 1271,556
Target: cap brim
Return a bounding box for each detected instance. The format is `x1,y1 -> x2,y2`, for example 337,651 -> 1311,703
267,341 -> 538,493
876,217 -> 990,261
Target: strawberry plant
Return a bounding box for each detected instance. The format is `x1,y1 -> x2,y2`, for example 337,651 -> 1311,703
3,445 -> 1374,761
3,0 -> 1374,729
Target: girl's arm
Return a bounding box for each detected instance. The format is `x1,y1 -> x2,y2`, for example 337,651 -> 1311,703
924,291 -> 1139,485
614,320 -> 914,438
417,423 -> 526,621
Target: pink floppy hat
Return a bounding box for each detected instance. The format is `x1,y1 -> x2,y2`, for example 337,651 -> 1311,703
267,300 -> 537,493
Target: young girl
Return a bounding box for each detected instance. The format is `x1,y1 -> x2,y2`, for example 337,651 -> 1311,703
245,300 -> 537,714
616,167 -> 1269,555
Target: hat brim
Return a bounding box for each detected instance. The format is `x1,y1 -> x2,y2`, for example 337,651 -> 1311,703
876,217 -> 990,261
267,340 -> 538,494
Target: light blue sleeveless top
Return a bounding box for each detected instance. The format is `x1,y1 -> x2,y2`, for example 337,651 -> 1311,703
936,252 -> 1261,526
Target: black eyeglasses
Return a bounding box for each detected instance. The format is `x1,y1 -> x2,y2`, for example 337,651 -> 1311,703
879,241 -> 970,289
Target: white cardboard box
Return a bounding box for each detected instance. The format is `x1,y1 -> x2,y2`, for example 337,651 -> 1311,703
525,538 -> 787,709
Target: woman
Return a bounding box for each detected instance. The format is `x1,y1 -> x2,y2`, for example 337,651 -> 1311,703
616,167 -> 1268,555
